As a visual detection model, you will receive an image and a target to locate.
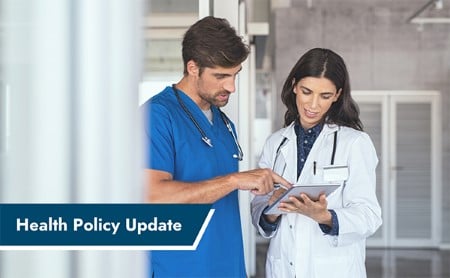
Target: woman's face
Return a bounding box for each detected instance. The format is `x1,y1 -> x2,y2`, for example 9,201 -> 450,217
293,76 -> 341,129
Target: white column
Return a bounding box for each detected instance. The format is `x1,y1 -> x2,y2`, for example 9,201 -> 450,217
213,0 -> 240,124
0,0 -> 146,277
74,0 -> 144,277
1,0 -> 71,277
199,0 -> 210,18
212,1 -> 256,276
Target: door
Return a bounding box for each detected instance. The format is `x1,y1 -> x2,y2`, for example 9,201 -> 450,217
354,91 -> 442,248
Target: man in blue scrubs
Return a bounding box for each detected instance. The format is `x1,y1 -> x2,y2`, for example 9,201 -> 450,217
142,16 -> 290,277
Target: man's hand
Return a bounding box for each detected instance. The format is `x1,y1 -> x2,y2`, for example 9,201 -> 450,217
231,168 -> 291,195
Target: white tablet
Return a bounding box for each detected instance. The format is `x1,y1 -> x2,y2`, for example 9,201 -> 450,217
264,183 -> 340,215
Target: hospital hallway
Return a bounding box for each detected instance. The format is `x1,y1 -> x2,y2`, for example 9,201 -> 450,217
252,242 -> 450,278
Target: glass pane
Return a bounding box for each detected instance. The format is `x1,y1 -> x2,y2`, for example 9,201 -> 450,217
255,71 -> 272,119
396,103 -> 432,238
143,1 -> 199,80
144,39 -> 183,76
148,0 -> 198,14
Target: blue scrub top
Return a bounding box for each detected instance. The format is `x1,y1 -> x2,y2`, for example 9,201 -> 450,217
142,86 -> 246,278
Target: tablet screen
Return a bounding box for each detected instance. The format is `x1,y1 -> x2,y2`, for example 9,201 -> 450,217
264,183 -> 340,215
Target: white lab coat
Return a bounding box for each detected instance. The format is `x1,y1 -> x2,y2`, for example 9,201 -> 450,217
251,122 -> 382,278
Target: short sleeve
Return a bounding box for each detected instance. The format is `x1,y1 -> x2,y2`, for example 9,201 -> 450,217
143,102 -> 175,174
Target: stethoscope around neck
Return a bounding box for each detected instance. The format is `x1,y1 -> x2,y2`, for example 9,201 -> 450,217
273,128 -> 338,176
172,84 -> 243,161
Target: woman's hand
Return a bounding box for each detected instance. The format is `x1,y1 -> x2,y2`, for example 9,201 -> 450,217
268,188 -> 287,206
263,188 -> 287,223
278,193 -> 332,226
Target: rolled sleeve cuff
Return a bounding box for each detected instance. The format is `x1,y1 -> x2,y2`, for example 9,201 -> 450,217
319,209 -> 339,236
259,207 -> 281,232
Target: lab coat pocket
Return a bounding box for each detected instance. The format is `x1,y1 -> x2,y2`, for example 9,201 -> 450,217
313,254 -> 356,278
323,165 -> 349,182
266,255 -> 283,278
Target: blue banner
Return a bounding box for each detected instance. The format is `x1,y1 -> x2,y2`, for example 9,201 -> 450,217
0,204 -> 214,249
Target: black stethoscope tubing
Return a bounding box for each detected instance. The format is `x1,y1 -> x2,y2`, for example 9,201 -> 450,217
172,85 -> 243,161
275,129 -> 338,166
330,130 -> 337,165
173,85 -> 212,147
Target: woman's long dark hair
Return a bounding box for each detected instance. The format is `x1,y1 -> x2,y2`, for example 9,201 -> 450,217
281,48 -> 363,131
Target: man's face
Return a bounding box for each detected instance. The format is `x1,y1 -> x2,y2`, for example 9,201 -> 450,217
194,64 -> 242,109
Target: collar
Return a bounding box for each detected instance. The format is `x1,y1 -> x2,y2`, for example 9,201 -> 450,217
280,121 -> 340,143
294,119 -> 323,137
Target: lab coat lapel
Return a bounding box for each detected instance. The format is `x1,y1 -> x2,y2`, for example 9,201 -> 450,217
279,123 -> 298,184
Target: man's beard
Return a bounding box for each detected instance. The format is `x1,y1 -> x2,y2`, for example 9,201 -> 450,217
200,91 -> 231,107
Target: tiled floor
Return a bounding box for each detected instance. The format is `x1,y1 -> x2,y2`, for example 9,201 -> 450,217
252,242 -> 450,278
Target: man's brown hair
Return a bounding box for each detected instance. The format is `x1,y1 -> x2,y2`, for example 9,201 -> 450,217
182,16 -> 250,75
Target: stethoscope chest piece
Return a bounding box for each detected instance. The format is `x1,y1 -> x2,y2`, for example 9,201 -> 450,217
202,136 -> 213,147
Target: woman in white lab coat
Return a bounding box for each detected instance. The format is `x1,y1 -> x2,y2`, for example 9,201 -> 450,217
251,48 -> 382,278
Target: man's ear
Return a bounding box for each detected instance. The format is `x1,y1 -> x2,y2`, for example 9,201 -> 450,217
186,60 -> 199,76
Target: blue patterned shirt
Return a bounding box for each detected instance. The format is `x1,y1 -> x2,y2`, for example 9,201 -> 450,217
294,121 -> 323,179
